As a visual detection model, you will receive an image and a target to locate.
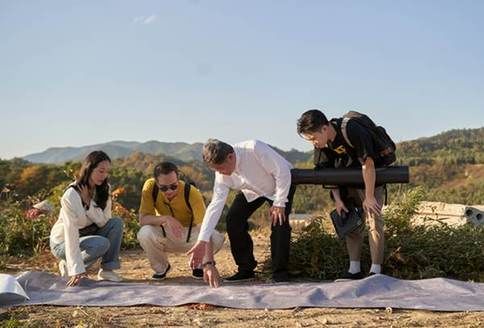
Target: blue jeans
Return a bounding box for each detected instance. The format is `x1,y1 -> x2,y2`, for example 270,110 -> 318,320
51,217 -> 124,270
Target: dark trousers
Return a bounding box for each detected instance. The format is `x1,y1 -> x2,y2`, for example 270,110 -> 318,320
226,185 -> 296,279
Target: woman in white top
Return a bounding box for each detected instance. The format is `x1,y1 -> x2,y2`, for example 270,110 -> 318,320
50,151 -> 124,286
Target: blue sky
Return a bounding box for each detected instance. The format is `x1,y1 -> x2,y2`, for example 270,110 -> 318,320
1,0 -> 483,159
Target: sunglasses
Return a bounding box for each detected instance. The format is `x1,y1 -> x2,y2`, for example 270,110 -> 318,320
158,183 -> 178,192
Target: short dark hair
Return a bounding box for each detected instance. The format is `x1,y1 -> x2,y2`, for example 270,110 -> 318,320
202,139 -> 234,165
153,162 -> 179,178
297,109 -> 329,136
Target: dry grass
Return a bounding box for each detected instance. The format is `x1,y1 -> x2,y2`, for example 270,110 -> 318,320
2,230 -> 484,328
3,305 -> 484,328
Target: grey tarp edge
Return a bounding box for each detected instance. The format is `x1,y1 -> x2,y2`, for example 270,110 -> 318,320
1,271 -> 483,312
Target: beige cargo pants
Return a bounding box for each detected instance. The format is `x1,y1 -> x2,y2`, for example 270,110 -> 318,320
137,224 -> 225,273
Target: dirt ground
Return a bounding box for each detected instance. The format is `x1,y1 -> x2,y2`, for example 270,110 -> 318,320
1,230 -> 483,328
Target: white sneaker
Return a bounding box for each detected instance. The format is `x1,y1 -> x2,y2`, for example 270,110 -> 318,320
58,260 -> 68,278
97,268 -> 123,282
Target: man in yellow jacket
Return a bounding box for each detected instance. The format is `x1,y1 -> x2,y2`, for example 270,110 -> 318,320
138,162 -> 224,287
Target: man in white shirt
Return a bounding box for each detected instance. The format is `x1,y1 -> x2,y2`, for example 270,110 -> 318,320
187,139 -> 296,282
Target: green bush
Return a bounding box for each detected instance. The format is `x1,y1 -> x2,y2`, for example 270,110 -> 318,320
287,187 -> 484,281
0,201 -> 54,258
0,198 -> 141,261
112,205 -> 141,250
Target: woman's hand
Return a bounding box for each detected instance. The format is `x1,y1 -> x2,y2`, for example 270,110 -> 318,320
25,208 -> 43,219
78,185 -> 92,206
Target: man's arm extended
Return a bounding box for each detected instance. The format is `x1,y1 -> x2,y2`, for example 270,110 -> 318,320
187,176 -> 229,268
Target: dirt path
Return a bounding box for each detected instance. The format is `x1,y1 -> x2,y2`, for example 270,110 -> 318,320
1,231 -> 483,327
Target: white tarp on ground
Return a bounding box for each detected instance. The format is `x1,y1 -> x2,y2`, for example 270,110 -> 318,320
1,271 -> 484,311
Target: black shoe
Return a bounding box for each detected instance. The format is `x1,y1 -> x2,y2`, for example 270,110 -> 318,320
223,271 -> 255,283
367,272 -> 382,277
192,268 -> 204,279
152,264 -> 171,280
272,272 -> 290,283
335,271 -> 365,282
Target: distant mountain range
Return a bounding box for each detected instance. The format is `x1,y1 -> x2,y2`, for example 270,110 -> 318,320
23,140 -> 205,164
22,140 -> 312,164
22,127 -> 483,165
13,127 -> 484,206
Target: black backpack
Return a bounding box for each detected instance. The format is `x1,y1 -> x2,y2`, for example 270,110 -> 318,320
340,111 -> 397,167
152,179 -> 197,243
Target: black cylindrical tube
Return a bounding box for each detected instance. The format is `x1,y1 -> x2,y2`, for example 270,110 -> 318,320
291,166 -> 409,186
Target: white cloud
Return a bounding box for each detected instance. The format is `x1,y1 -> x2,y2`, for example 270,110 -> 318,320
143,15 -> 157,24
132,15 -> 158,25
132,16 -> 144,24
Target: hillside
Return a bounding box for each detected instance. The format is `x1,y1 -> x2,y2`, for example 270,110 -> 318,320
22,140 -> 313,165
2,127 -> 482,210
22,128 -> 483,167
397,127 -> 483,166
23,141 -> 205,164
392,127 -> 484,204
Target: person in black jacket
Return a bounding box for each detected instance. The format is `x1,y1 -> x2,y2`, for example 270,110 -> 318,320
297,109 -> 390,280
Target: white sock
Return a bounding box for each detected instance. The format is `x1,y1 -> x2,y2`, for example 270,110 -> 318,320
349,261 -> 361,274
370,264 -> 381,274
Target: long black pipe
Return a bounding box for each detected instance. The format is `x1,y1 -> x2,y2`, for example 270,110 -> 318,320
291,166 -> 409,186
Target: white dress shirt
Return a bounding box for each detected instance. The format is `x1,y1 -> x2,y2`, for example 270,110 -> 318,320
198,140 -> 293,242
50,184 -> 112,276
